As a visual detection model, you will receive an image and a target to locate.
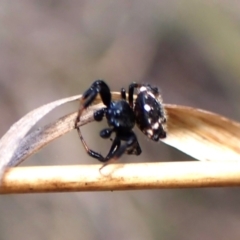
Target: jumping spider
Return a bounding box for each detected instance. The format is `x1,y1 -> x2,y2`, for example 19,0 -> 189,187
76,80 -> 167,164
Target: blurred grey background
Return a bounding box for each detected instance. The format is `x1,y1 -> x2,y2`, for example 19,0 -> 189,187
1,1 -> 240,240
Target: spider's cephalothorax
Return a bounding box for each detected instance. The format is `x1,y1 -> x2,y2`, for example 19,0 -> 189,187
76,80 -> 167,164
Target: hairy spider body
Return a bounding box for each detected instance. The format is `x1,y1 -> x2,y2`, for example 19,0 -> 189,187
76,80 -> 166,164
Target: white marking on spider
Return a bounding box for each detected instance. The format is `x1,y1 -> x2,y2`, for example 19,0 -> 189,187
146,91 -> 155,98
140,86 -> 147,92
153,122 -> 159,129
147,129 -> 153,136
144,104 -> 151,112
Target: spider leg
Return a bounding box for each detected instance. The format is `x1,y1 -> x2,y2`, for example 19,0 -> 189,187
76,80 -> 112,162
77,126 -> 119,163
100,128 -> 114,139
112,131 -> 141,160
76,109 -> 111,162
126,140 -> 142,155
128,82 -> 141,107
77,80 -> 111,121
99,131 -> 141,170
76,108 -> 108,162
123,131 -> 142,155
81,80 -> 111,109
76,127 -> 106,162
105,136 -> 121,160
99,136 -> 121,170
121,88 -> 126,100
101,129 -> 141,160
94,108 -> 107,121
100,128 -> 121,159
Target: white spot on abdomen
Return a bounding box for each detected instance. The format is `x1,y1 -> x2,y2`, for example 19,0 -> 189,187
144,104 -> 151,112
153,122 -> 159,129
140,86 -> 147,92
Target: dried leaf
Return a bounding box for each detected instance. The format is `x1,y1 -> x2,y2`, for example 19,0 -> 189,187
0,95 -> 82,178
10,103 -> 103,167
163,105 -> 240,161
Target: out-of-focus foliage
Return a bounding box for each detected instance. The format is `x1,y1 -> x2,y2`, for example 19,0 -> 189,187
1,1 -> 240,240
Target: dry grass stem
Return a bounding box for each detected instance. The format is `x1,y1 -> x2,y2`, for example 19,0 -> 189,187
2,161 -> 240,194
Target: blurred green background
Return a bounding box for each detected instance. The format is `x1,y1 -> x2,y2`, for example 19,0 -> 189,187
1,1 -> 240,239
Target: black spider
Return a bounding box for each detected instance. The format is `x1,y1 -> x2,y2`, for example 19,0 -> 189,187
76,80 -> 167,164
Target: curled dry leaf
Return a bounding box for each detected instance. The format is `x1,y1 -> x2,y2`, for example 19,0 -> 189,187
0,95 -> 81,179
10,103 -> 104,168
0,92 -> 240,185
162,105 -> 240,161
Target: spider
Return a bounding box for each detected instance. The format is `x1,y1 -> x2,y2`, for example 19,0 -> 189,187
76,80 -> 167,164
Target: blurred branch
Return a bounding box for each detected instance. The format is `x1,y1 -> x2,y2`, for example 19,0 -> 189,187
1,161 -> 240,194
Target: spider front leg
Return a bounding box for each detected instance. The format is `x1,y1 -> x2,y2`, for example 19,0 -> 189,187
99,131 -> 142,169
102,129 -> 141,157
105,136 -> 121,160
76,108 -> 110,162
76,80 -> 111,126
126,141 -> 142,155
76,80 -> 112,163
81,80 -> 111,109
112,131 -> 142,160
77,126 -> 117,163
76,129 -> 107,162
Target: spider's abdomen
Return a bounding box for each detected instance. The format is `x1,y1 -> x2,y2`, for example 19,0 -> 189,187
106,100 -> 135,130
134,85 -> 167,141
